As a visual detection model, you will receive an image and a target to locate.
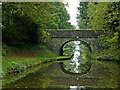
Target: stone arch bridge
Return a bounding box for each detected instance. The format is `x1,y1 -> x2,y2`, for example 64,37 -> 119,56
44,30 -> 104,55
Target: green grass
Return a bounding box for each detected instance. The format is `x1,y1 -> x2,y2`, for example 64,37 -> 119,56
2,45 -> 69,86
2,46 -> 56,75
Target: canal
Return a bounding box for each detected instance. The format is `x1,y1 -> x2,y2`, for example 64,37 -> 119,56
3,41 -> 120,89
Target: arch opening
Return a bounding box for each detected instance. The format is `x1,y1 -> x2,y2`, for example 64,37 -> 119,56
59,40 -> 92,56
60,40 -> 92,75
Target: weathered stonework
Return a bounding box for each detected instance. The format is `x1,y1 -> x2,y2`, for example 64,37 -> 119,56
44,30 -> 104,55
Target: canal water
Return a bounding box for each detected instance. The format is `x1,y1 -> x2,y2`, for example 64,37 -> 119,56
4,40 -> 119,89
61,41 -> 91,75
4,40 -> 93,89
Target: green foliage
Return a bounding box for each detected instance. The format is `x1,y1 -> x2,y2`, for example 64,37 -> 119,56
87,2 -> 110,30
2,2 -> 74,47
0,4 -> 1,26
2,45 -> 57,76
77,2 -> 120,59
2,44 -> 8,56
45,13 -> 60,29
82,2 -> 120,59
2,2 -> 50,47
98,35 -> 110,48
48,2 -> 74,29
77,2 -> 89,29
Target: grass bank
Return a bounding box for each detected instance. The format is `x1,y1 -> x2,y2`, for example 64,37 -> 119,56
2,45 -> 68,86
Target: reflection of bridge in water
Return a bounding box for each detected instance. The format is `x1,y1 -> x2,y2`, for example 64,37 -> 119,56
45,29 -> 104,55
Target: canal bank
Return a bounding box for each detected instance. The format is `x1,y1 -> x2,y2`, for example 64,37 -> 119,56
2,45 -> 70,87
2,41 -> 120,89
4,59 -> 120,89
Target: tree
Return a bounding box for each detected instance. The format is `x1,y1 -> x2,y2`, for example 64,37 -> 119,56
86,2 -> 120,59
77,2 -> 89,29
48,2 -> 74,29
87,2 -> 110,30
2,2 -> 74,47
2,2 -> 53,46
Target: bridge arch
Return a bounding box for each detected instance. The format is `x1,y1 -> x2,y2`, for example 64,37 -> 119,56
59,39 -> 92,56
45,30 -> 103,55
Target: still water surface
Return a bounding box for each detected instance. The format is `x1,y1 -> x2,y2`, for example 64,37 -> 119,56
5,41 -> 92,89
6,62 -> 91,89
62,41 -> 91,75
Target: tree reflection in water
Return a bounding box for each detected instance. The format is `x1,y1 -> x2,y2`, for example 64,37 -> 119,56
62,40 -> 91,74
